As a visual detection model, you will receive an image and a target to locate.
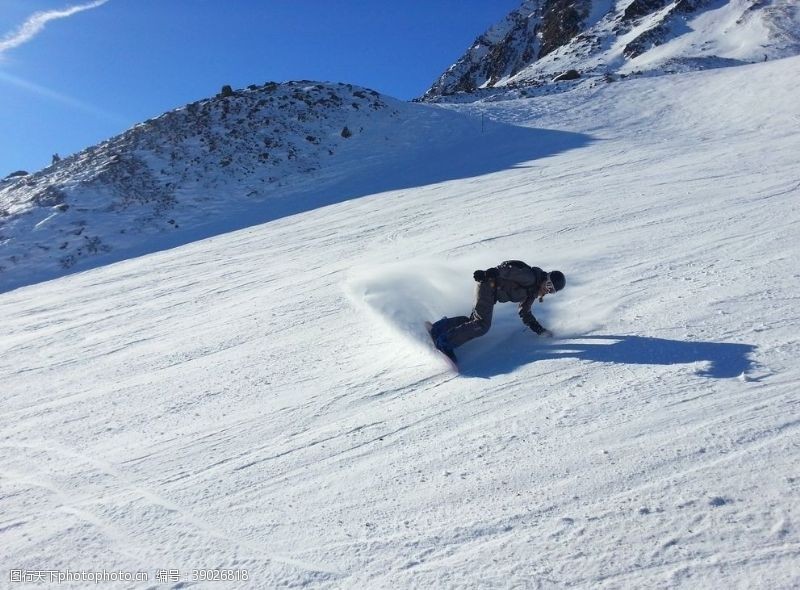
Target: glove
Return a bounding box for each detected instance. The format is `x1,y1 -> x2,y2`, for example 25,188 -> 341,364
473,267 -> 499,282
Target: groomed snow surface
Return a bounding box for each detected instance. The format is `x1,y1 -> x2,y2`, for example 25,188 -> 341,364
2,57 -> 799,588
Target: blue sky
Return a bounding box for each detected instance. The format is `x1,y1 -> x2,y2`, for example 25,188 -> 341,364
1,1 -> 521,174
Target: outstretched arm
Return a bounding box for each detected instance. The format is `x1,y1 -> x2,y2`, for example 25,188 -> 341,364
519,295 -> 553,337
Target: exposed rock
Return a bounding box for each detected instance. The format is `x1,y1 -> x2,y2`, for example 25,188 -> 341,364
624,0 -> 710,58
3,170 -> 28,181
422,0 -> 800,102
621,0 -> 670,24
539,0 -> 590,59
553,69 -> 581,81
0,81 -> 396,285
421,1 -> 541,99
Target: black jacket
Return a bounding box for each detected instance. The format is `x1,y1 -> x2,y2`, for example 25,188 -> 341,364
491,260 -> 548,334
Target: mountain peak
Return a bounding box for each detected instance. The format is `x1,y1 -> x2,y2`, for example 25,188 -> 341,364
421,0 -> 800,101
0,81 -> 400,289
0,79 -> 501,292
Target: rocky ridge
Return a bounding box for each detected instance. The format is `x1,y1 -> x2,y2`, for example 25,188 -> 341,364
422,0 -> 800,101
0,82 -> 402,287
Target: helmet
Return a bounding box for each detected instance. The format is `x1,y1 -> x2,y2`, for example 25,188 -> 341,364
549,270 -> 566,292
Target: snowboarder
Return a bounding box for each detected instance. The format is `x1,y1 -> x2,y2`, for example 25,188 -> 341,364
428,261 -> 565,363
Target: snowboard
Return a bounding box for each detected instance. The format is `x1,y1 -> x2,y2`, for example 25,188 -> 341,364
425,321 -> 459,372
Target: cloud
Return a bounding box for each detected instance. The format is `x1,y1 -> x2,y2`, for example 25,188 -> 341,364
0,1 -> 109,57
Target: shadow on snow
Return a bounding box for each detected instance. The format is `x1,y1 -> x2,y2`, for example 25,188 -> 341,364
2,121 -> 592,293
460,334 -> 757,380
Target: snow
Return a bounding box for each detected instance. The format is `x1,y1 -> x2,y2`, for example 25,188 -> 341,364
481,0 -> 538,45
428,0 -> 800,100
622,0 -> 777,72
0,83 -> 511,292
2,56 -> 800,588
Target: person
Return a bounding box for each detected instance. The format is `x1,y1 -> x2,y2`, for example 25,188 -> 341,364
429,260 -> 565,363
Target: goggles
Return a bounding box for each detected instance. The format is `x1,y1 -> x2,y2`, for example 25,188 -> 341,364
544,275 -> 556,294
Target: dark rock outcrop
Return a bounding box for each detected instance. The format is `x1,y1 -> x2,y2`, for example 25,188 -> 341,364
422,0 -> 799,101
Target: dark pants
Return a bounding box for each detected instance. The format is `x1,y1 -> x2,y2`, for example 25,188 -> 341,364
443,280 -> 496,348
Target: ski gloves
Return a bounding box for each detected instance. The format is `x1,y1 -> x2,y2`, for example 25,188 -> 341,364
529,321 -> 555,338
473,267 -> 499,283
525,315 -> 553,338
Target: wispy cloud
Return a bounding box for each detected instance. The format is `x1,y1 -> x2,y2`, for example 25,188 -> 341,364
0,1 -> 109,58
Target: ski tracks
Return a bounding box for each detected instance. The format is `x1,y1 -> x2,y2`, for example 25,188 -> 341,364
0,440 -> 345,584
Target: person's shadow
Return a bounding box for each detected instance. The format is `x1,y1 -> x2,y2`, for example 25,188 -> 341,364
461,334 -> 757,380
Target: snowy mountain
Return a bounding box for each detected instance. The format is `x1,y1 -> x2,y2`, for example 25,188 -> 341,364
5,0 -> 798,292
0,81 -> 500,292
2,54 -> 799,588
422,0 -> 800,100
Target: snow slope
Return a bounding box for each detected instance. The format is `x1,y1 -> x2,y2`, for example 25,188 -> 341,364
2,57 -> 799,588
1,82 -> 555,294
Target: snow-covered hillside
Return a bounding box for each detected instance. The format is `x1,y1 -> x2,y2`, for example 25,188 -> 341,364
2,54 -> 799,588
1,81 -> 516,293
422,0 -> 800,100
